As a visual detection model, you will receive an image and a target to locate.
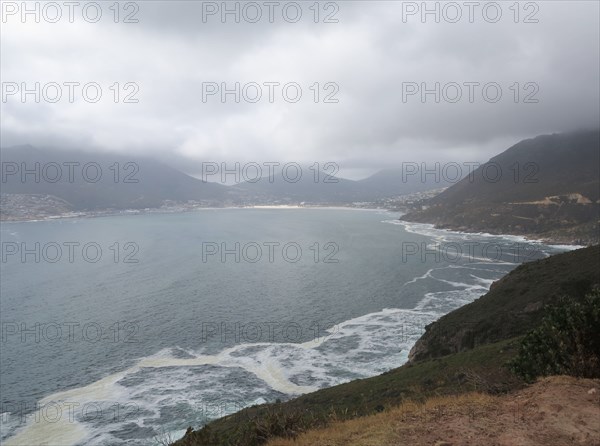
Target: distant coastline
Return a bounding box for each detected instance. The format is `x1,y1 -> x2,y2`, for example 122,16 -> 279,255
0,204 -> 383,223
1,202 -> 589,249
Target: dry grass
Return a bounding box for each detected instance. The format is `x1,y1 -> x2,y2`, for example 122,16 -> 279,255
267,392 -> 495,446
267,376 -> 600,446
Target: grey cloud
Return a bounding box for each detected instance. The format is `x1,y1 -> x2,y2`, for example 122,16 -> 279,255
1,1 -> 598,178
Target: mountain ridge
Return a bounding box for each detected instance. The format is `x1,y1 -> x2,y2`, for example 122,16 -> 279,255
401,129 -> 600,245
0,146 -> 451,216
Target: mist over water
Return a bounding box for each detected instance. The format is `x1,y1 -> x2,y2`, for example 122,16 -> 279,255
0,209 -> 572,445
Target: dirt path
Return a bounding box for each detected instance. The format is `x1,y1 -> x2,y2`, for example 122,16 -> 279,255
268,376 -> 600,446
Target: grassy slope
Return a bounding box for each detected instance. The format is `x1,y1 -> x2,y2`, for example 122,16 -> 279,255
409,245 -> 600,362
172,245 -> 600,446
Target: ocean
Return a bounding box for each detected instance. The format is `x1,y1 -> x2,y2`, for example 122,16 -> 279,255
0,208 -> 573,445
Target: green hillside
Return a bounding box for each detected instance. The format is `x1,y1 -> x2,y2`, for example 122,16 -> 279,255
409,245 -> 600,362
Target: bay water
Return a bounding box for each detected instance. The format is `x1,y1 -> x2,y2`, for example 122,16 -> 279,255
0,208 -> 572,445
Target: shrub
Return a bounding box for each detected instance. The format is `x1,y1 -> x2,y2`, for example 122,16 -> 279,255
509,288 -> 600,382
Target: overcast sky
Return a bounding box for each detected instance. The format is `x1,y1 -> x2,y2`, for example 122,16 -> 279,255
1,1 -> 599,179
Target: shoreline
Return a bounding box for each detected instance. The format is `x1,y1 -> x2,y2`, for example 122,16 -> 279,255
3,205 -> 591,249
393,218 -> 585,251
0,204 -> 390,224
2,205 -> 586,249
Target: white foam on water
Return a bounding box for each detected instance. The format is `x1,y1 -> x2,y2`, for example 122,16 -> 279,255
387,220 -> 583,254
2,414 -> 89,446
1,412 -> 24,442
2,368 -> 137,446
403,268 -> 437,285
385,220 -> 456,244
545,244 -> 583,251
2,303 -> 445,446
469,274 -> 496,287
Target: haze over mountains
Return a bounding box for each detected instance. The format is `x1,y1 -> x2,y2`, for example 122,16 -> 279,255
0,145 -> 230,210
0,145 -> 451,211
2,128 -> 599,245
